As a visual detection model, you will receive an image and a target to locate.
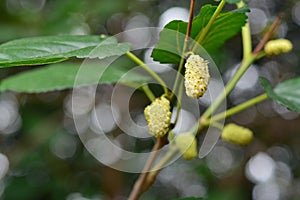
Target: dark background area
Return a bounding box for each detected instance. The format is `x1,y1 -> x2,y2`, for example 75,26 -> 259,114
0,0 -> 300,199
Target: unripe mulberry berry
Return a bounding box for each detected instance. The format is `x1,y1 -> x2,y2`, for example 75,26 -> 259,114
144,97 -> 171,138
184,55 -> 210,99
264,39 -> 293,56
175,133 -> 197,160
221,123 -> 253,146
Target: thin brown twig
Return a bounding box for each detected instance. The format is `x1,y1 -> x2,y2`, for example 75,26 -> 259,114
171,0 -> 196,96
253,13 -> 284,54
128,138 -> 166,200
185,0 -> 196,42
145,146 -> 178,187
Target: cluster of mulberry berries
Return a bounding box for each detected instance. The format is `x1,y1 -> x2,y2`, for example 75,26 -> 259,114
144,96 -> 172,138
184,54 -> 210,99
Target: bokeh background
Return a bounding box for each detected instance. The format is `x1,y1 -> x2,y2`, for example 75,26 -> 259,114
1,0 -> 300,199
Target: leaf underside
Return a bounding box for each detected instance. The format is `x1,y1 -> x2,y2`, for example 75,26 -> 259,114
260,77 -> 300,113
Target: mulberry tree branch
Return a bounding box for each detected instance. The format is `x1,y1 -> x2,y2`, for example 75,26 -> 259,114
128,138 -> 166,200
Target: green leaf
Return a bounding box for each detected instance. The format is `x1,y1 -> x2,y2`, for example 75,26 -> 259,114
0,35 -> 130,68
152,5 -> 247,64
260,77 -> 300,113
0,62 -> 149,93
214,0 -> 250,3
233,6 -> 250,13
223,0 -> 241,3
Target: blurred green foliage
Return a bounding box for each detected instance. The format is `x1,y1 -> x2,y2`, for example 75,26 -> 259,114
1,0 -> 300,200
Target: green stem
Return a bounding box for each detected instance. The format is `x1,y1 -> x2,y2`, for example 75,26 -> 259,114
142,85 -> 156,101
202,54 -> 256,120
210,121 -> 224,130
200,10 -> 282,121
200,2 -> 255,120
171,42 -> 188,98
237,1 -> 252,60
240,23 -> 252,59
208,93 -> 268,124
125,51 -> 169,95
192,0 -> 226,53
256,51 -> 266,60
174,80 -> 184,126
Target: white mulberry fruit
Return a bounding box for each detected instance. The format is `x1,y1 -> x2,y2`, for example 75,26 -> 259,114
144,96 -> 171,138
264,39 -> 293,56
175,133 -> 197,160
184,55 -> 210,99
221,123 -> 253,146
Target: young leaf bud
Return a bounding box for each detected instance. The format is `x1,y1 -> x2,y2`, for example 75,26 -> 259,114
221,123 -> 253,146
264,39 -> 293,56
144,96 -> 171,138
184,55 -> 210,99
175,133 -> 197,160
